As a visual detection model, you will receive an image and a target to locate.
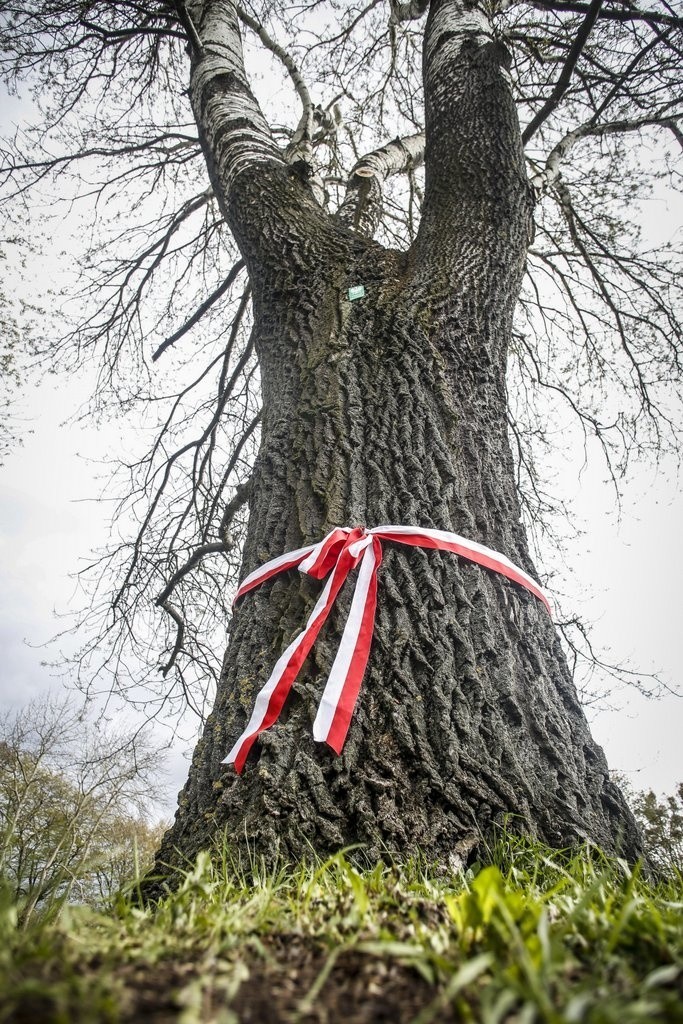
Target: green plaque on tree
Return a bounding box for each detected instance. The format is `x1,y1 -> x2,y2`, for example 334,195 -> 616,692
347,284 -> 365,301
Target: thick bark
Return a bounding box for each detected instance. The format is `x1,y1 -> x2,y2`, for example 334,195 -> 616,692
155,0 -> 641,873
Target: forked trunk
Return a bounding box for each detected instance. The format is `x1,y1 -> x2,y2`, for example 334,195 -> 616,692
158,187 -> 640,869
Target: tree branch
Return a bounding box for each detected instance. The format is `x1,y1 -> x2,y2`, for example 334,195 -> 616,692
187,0 -> 284,194
522,0 -> 605,145
218,477 -> 252,545
173,0 -> 205,56
666,119 -> 683,150
155,477 -> 252,678
151,258 -> 245,361
389,0 -> 430,24
532,111 -> 683,190
234,5 -> 315,166
526,0 -> 683,29
156,541 -> 231,608
336,132 -> 424,237
158,599 -> 186,678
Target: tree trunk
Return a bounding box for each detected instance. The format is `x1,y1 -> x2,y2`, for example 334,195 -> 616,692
155,0 -> 642,873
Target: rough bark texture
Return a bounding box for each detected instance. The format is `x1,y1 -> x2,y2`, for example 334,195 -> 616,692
155,0 -> 642,874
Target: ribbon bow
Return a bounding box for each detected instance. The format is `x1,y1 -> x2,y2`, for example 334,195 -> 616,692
223,525 -> 550,773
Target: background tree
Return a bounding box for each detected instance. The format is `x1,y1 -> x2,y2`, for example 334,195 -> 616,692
0,234 -> 34,463
0,250 -> 19,462
633,784 -> 683,875
1,0 -> 682,869
0,697 -> 164,924
618,776 -> 683,875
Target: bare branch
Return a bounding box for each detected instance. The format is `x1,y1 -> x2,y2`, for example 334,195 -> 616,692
151,258 -> 245,361
389,0 -> 430,24
154,477 -> 251,679
187,0 -> 285,195
533,111 -> 683,190
336,131 -> 424,236
522,0 -> 605,145
526,0 -> 683,29
156,541 -> 231,608
234,5 -> 314,161
158,598 -> 186,678
667,119 -> 683,150
174,0 -> 206,56
218,477 -> 252,544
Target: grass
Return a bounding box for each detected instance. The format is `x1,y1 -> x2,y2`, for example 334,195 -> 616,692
1,834 -> 682,1023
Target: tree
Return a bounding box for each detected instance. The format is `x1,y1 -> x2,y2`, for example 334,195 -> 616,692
2,0 -> 682,870
0,697 -> 163,923
0,235 -> 30,463
633,784 -> 683,875
618,776 -> 683,875
0,253 -> 19,461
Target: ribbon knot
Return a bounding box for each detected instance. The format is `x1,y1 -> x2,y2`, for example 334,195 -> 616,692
298,526 -> 366,579
223,524 -> 550,774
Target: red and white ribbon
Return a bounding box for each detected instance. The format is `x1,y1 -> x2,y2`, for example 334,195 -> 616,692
223,524 -> 550,773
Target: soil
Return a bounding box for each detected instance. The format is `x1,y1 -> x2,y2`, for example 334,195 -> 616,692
115,938 -> 456,1023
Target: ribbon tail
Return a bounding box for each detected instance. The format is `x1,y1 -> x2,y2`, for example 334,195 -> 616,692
223,545 -> 358,773
222,638 -> 308,774
313,538 -> 382,754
